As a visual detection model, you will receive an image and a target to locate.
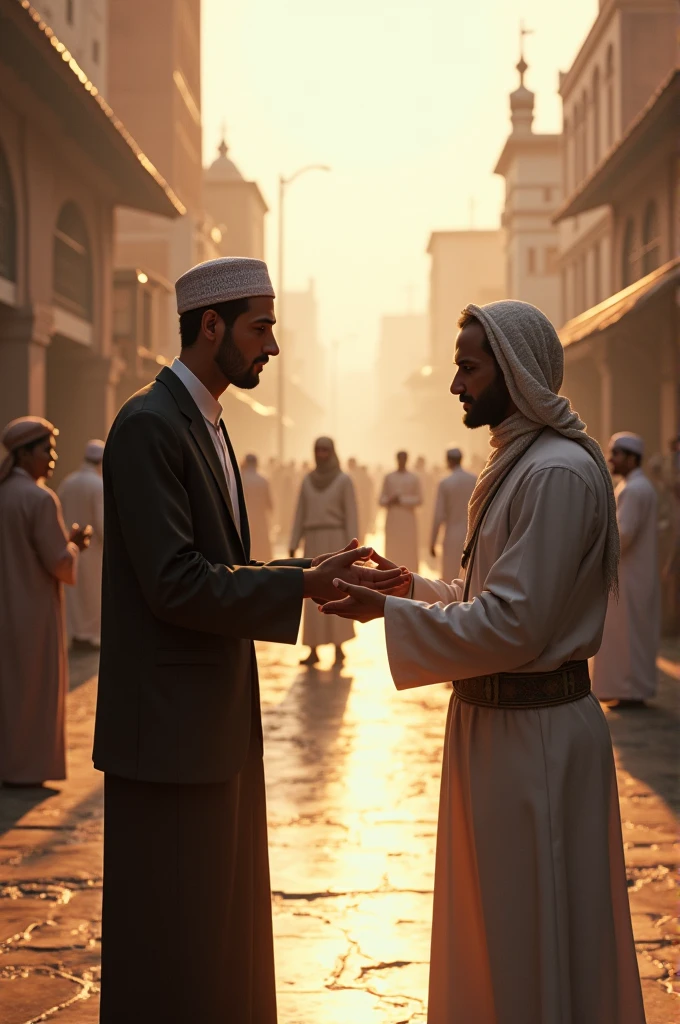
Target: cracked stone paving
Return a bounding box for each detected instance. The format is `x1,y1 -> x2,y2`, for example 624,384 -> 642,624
1,621 -> 678,1022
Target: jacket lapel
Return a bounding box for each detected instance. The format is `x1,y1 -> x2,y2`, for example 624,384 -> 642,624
156,368 -> 244,555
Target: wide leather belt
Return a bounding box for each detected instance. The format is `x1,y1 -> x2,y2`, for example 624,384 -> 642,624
453,660 -> 591,710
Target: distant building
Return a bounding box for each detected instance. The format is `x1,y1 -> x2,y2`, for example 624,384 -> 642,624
0,2 -> 181,480
494,53 -> 561,326
374,312 -> 428,461
108,0 -> 220,361
33,0 -> 108,93
427,230 -> 505,367
203,137 -> 268,260
557,0 -> 677,323
556,70 -> 679,456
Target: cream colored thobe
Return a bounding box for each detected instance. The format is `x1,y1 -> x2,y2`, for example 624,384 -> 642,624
242,467 -> 273,562
431,467 -> 477,582
380,470 -> 422,569
291,472 -> 359,647
383,430 -> 644,1024
59,462 -> 103,644
0,468 -> 79,782
592,467 -> 660,701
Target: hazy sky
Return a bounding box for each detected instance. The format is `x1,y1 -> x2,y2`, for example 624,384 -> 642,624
201,0 -> 598,365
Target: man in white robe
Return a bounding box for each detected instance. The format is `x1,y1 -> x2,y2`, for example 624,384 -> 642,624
240,454 -> 273,562
379,451 -> 422,569
59,439 -> 105,648
323,300 -> 644,1024
430,448 -> 476,582
592,433 -> 660,707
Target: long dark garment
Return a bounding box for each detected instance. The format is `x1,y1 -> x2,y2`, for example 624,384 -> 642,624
99,738 -> 277,1024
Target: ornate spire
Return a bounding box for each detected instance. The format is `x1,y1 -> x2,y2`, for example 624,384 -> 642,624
510,21 -> 535,135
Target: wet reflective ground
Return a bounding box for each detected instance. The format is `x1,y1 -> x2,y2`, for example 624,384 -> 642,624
0,622 -> 678,1022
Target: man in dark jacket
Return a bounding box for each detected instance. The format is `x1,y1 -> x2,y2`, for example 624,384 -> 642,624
94,257 -> 407,1023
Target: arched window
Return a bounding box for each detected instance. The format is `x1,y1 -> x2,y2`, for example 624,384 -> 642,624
621,218 -> 636,288
592,67 -> 601,165
605,45 -> 615,148
0,144 -> 17,283
53,202 -> 92,320
642,200 -> 660,276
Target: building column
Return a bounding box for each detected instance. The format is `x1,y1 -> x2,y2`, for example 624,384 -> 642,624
0,304 -> 54,427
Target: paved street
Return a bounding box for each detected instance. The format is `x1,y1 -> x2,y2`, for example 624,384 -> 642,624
1,624 -> 678,1023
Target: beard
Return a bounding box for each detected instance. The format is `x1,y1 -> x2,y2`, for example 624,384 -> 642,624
461,371 -> 512,429
214,332 -> 266,390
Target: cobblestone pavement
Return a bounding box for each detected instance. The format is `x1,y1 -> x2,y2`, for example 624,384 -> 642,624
1,627 -> 678,1023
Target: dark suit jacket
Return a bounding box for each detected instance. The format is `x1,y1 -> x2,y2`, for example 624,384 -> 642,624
93,366 -> 311,784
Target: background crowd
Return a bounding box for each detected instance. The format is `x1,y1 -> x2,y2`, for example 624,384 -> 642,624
0,416 -> 679,786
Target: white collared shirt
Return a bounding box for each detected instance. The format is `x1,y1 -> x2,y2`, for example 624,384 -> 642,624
169,359 -> 241,536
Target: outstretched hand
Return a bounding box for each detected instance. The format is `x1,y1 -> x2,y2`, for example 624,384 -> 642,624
303,545 -> 410,604
310,538 -> 360,567
363,549 -> 413,598
320,579 -> 387,622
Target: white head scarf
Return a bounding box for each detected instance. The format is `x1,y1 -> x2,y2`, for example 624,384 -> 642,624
462,300 -> 619,596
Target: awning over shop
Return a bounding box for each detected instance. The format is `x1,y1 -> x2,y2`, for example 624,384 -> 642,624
559,257 -> 680,349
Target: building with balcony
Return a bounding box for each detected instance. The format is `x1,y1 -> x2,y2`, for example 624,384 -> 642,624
0,0 -> 182,479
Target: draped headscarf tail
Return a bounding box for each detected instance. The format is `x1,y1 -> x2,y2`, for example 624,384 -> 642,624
462,300 -> 619,597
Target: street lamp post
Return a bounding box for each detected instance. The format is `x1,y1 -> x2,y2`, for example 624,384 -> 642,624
276,164 -> 330,463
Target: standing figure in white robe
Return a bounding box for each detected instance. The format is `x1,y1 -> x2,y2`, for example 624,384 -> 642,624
58,439 -> 105,647
240,454 -> 273,562
0,417 -> 90,786
322,300 -> 644,1024
380,452 -> 422,570
430,447 -> 476,582
290,438 -> 359,666
592,433 -> 660,706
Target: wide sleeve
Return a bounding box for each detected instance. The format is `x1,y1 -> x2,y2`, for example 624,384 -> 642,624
343,474 -> 359,542
378,475 -> 391,507
107,409 -> 304,643
31,488 -> 79,585
384,467 -> 598,689
431,481 -> 445,548
289,481 -> 306,552
616,484 -> 645,554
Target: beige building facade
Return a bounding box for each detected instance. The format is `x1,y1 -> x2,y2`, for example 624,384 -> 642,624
203,138 -> 268,261
34,0 -> 108,93
557,0 -> 677,323
494,55 -> 561,326
0,2 -> 181,481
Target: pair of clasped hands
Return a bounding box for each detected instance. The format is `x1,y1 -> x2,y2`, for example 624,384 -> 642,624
299,539 -> 411,623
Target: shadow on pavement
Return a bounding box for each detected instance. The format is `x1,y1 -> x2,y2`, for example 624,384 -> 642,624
605,666 -> 680,814
68,647 -> 100,691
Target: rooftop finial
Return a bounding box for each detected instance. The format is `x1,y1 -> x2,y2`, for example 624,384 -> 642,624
517,20 -> 533,84
218,120 -> 228,158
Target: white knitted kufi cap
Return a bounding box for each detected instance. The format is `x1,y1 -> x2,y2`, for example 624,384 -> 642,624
85,439 -> 105,462
609,432 -> 644,457
175,257 -> 275,314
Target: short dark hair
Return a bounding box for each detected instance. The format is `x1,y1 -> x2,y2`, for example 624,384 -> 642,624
458,307 -> 493,356
179,297 -> 251,348
17,433 -> 52,456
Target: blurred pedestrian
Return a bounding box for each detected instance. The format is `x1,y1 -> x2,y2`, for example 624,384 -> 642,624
241,453 -> 273,561
59,439 -> 105,649
380,451 -> 422,569
0,417 -> 91,786
290,438 -> 358,666
592,433 -> 660,708
430,448 -> 476,582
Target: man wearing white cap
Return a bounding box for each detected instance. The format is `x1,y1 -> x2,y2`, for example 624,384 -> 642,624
322,302 -> 644,1023
592,433 -> 660,707
94,256 -> 407,1024
0,417 -> 91,786
430,447 -> 476,582
58,440 -> 105,648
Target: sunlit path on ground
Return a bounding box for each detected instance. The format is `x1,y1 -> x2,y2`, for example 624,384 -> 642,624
0,627 -> 677,1021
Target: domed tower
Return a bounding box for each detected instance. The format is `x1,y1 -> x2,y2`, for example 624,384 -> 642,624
203,135 -> 268,259
494,41 -> 562,325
